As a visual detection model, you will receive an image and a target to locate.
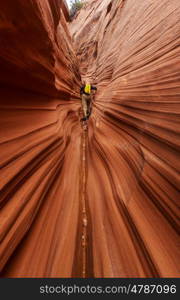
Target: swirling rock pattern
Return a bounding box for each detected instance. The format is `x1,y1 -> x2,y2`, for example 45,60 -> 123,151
70,0 -> 180,277
0,0 -> 179,277
0,0 -> 82,277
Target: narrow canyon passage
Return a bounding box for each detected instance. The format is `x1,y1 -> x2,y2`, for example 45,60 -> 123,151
0,0 -> 179,278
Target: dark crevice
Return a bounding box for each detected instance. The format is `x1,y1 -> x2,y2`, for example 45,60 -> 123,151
106,2 -> 112,15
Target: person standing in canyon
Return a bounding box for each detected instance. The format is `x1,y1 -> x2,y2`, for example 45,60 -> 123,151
80,82 -> 97,121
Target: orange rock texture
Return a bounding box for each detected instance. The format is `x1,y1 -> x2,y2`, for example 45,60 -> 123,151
0,0 -> 179,277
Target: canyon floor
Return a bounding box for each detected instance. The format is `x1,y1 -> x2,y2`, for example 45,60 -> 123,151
0,0 -> 179,278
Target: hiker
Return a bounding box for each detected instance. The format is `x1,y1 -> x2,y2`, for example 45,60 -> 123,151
80,83 -> 97,121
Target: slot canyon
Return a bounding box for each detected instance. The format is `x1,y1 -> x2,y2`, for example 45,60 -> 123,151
0,0 -> 179,278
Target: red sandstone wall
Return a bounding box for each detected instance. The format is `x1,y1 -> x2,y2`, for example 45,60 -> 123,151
70,0 -> 180,277
0,0 -> 82,277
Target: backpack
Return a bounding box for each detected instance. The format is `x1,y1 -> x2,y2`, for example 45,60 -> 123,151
84,84 -> 91,94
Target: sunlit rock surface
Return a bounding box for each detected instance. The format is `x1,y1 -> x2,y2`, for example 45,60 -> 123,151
0,0 -> 179,277
71,0 -> 180,277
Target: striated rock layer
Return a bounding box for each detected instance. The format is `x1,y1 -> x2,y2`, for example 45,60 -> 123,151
0,0 -> 82,277
0,0 -> 180,277
71,0 -> 180,277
